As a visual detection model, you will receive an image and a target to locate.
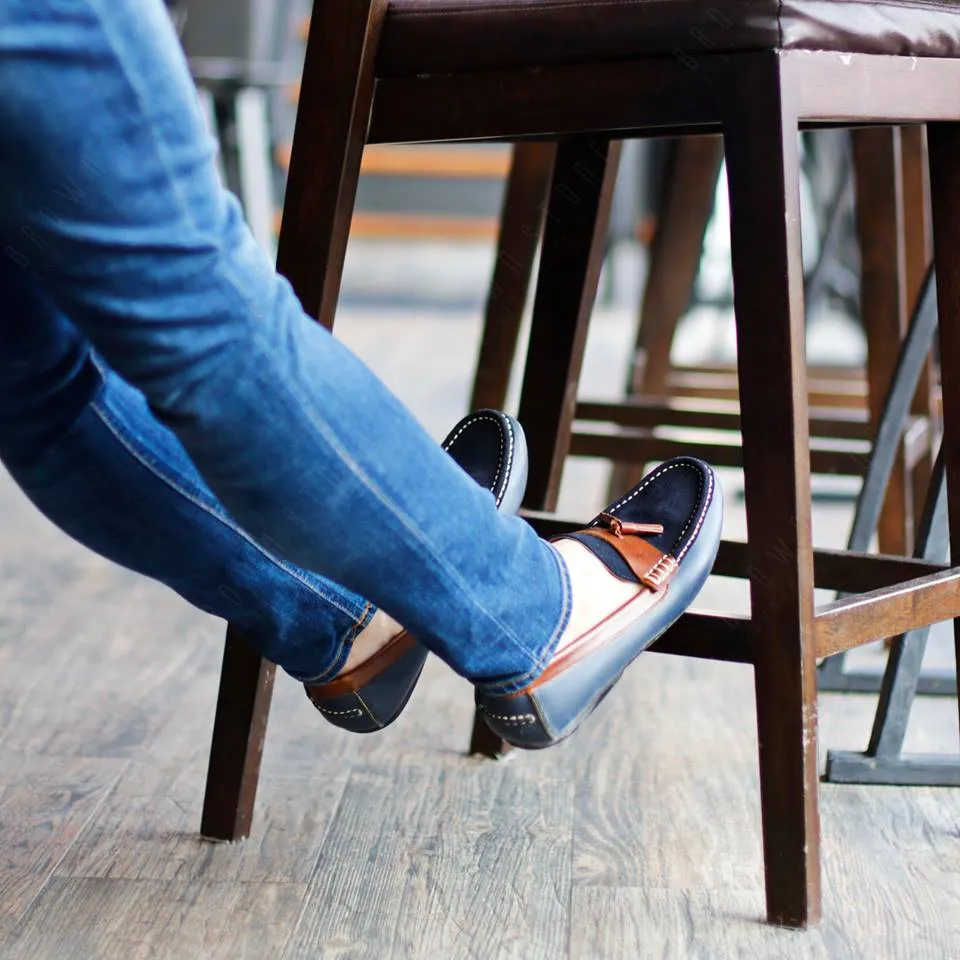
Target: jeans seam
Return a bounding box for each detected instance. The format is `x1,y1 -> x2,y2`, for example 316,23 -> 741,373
89,396 -> 370,625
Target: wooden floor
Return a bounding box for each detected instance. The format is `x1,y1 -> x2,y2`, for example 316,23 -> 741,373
2,307 -> 959,959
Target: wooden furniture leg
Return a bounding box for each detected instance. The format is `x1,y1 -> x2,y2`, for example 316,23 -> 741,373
927,121 -> 960,747
518,138 -> 623,509
724,55 -> 820,927
276,0 -> 387,325
200,0 -> 385,840
633,136 -> 724,398
901,125 -> 935,532
852,127 -> 911,555
469,136 -> 621,758
470,143 -> 557,411
607,135 -> 723,495
201,628 -> 275,841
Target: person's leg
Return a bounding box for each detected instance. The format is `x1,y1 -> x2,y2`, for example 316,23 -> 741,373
0,0 -> 568,692
0,265 -> 371,683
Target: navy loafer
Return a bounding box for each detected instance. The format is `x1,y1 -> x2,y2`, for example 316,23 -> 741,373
305,409 -> 528,733
475,456 -> 722,749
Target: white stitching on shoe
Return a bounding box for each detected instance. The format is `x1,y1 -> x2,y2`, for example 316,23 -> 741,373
607,461 -> 684,513
313,705 -> 364,717
605,460 -> 715,561
676,468 -> 713,561
482,711 -> 537,724
644,554 -> 679,587
496,417 -> 515,509
443,412 -> 513,508
671,467 -> 704,559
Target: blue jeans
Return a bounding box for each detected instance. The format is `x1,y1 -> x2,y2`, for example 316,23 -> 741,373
0,0 -> 569,692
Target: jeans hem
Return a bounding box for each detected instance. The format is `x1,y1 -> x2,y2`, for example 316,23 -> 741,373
472,542 -> 571,696
292,601 -> 376,685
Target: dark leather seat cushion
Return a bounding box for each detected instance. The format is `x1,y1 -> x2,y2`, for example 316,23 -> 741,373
378,0 -> 960,77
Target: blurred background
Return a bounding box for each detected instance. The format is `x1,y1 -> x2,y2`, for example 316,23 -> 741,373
171,0 -> 863,345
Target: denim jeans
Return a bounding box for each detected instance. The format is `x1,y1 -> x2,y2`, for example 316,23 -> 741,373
0,0 -> 569,692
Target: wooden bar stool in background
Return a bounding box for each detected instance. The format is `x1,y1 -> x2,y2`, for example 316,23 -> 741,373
199,0 -> 960,929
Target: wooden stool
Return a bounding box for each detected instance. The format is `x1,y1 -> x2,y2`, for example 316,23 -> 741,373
201,0 -> 960,929
474,130 -> 937,559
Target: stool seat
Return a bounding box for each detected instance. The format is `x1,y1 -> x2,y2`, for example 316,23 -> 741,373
378,0 -> 960,77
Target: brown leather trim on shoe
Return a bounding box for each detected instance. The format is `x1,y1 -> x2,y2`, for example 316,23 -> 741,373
305,630 -> 415,700
516,585 -> 668,695
575,527 -> 679,589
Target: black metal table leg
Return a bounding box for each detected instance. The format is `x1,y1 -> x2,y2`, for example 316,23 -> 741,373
817,266 -> 949,695
826,451 -> 960,786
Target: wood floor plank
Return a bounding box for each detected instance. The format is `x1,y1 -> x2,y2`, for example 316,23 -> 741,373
0,878 -> 305,960
570,888 -> 830,960
0,581 -> 218,760
0,556 -> 115,690
570,842 -> 960,960
0,754 -> 125,926
284,761 -> 575,960
819,787 -> 960,959
570,654 -> 763,890
55,762 -> 347,884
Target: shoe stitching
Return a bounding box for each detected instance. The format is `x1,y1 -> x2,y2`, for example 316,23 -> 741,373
606,460 -> 714,561
495,417 -> 515,508
644,554 -> 679,586
676,468 -> 714,561
479,707 -> 537,724
606,461 -> 687,514
443,412 -> 512,507
670,466 -> 704,560
313,704 -> 364,718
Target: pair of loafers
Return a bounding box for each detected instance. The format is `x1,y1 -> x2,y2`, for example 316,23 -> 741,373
304,409 -> 528,733
305,410 -> 723,748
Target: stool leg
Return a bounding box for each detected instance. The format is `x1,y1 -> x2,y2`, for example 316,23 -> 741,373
275,0 -> 387,325
901,125 -> 936,533
723,56 -> 820,927
852,127 -> 912,555
518,138 -> 622,509
634,136 -> 724,397
607,135 -> 723,496
470,143 -> 557,412
201,0 -> 386,835
469,136 -> 621,759
200,628 -> 275,841
928,122 -> 960,745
